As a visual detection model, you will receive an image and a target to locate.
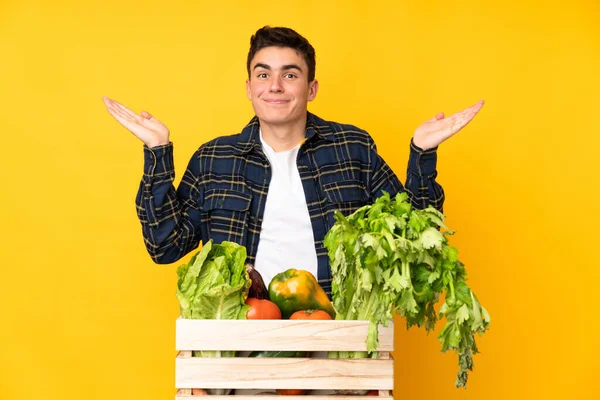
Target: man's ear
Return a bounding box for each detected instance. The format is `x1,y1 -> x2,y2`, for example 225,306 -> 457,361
307,79 -> 319,101
246,79 -> 252,100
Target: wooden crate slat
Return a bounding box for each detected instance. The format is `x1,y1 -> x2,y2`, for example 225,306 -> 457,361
175,357 -> 393,390
175,391 -> 393,399
176,318 -> 394,351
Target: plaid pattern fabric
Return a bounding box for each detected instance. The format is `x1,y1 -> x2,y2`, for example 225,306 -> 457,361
136,112 -> 444,295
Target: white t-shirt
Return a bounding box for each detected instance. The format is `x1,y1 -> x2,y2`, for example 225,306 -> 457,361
237,131 -> 324,396
253,130 -> 319,289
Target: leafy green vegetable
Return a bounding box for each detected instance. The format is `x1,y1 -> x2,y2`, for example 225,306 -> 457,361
175,240 -> 251,395
176,240 -> 251,325
324,192 -> 490,388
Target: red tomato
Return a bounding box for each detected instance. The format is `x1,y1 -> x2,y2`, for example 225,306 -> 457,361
246,298 -> 282,319
289,309 -> 332,320
276,389 -> 307,395
366,390 -> 379,396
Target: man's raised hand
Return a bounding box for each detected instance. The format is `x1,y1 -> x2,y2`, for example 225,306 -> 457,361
103,96 -> 170,148
413,100 -> 484,150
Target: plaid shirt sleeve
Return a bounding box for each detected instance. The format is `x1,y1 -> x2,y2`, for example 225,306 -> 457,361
405,139 -> 445,212
135,143 -> 204,264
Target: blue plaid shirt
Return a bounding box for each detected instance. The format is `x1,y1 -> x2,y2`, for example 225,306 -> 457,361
136,112 -> 444,295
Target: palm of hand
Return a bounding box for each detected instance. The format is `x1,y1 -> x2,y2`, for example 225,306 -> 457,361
103,96 -> 170,148
413,100 -> 484,150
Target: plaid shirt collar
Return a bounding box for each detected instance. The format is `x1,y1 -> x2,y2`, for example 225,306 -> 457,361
233,111 -> 338,155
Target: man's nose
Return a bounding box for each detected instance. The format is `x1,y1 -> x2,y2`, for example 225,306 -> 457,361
269,76 -> 284,92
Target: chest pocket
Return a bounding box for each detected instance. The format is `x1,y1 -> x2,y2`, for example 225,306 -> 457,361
322,179 -> 369,217
202,188 -> 251,245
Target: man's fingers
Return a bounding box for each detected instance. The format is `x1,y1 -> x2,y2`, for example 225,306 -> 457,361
463,100 -> 484,117
108,107 -> 134,129
109,105 -> 144,126
106,105 -> 124,120
113,102 -> 139,119
458,101 -> 484,125
414,99 -> 484,148
432,99 -> 483,124
463,99 -> 484,112
141,110 -> 156,120
105,97 -> 140,119
452,100 -> 484,119
108,105 -> 133,122
451,114 -> 470,129
427,112 -> 445,122
447,108 -> 476,130
469,100 -> 484,116
436,113 -> 469,138
103,96 -> 125,111
110,108 -> 149,139
104,97 -> 152,125
450,111 -> 478,134
452,107 -> 473,121
455,117 -> 473,133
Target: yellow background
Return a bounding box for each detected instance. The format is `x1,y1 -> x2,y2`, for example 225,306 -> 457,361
1,0 -> 599,399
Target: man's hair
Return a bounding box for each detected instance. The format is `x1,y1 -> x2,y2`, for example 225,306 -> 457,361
247,26 -> 316,82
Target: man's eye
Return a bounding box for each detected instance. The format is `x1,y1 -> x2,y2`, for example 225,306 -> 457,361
257,73 -> 268,79
284,73 -> 297,79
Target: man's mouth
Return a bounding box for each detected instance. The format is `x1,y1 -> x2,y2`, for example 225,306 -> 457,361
264,99 -> 289,104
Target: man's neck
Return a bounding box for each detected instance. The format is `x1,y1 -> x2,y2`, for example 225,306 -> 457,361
259,115 -> 307,152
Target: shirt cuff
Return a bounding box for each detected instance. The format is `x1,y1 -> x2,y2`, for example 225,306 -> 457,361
408,138 -> 438,177
143,142 -> 174,177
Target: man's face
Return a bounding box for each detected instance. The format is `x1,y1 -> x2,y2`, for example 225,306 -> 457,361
246,46 -> 318,126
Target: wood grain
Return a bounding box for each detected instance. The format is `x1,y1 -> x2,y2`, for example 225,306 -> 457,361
176,357 -> 393,390
176,318 -> 394,352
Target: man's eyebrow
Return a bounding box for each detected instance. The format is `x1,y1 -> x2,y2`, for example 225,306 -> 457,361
253,63 -> 271,71
252,63 -> 303,72
281,64 -> 303,72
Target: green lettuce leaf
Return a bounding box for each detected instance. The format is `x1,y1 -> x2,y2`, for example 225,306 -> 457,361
176,240 -> 251,321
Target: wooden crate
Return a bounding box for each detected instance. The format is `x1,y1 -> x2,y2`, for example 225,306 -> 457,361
175,318 -> 394,399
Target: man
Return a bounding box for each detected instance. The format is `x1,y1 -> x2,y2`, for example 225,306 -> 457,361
102,26 -> 484,294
